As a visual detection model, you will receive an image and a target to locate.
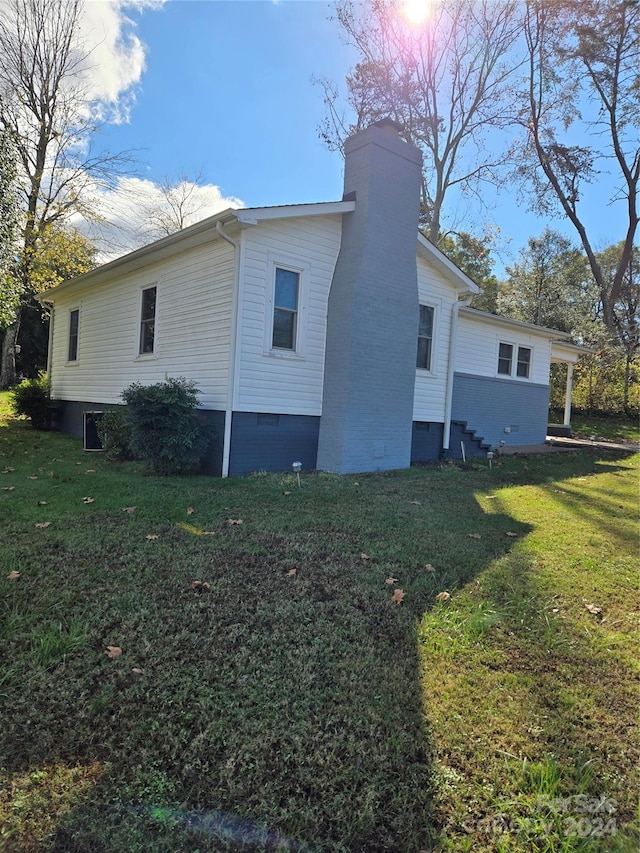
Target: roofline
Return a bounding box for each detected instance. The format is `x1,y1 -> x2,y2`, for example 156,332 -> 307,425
38,200 -> 356,301
459,306 -> 573,339
417,233 -> 480,295
551,340 -> 594,360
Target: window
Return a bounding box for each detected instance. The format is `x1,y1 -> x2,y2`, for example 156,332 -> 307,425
139,286 -> 157,354
517,346 -> 531,378
498,342 -> 513,375
68,309 -> 79,362
272,267 -> 299,350
417,305 -> 434,370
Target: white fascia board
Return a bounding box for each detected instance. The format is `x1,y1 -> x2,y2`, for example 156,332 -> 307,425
416,233 -> 480,295
235,200 -> 356,223
551,340 -> 594,363
460,306 -> 573,340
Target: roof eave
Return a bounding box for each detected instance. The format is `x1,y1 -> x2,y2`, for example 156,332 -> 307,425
416,233 -> 480,295
460,306 -> 573,340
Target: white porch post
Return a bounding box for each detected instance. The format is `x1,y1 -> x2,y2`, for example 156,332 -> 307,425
563,363 -> 575,427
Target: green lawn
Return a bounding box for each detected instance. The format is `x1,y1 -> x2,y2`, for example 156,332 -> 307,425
1,396 -> 638,852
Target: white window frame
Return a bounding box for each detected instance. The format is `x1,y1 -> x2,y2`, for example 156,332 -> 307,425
264,255 -> 309,358
516,345 -> 532,379
136,283 -> 159,360
498,341 -> 532,380
67,306 -> 80,364
416,303 -> 437,374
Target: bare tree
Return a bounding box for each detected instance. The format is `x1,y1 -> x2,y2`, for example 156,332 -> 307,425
317,0 -> 522,244
0,0 -> 133,387
143,171 -> 216,240
515,0 -> 639,341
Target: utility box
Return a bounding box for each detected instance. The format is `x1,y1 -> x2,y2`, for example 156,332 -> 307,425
83,411 -> 104,451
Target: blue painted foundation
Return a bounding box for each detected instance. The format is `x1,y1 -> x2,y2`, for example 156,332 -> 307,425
52,400 -> 225,475
452,373 -> 550,449
228,412 -> 320,476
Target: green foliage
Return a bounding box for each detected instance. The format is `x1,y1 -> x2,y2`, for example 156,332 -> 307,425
96,407 -> 134,461
10,372 -> 60,429
0,127 -> 20,330
121,377 -> 208,475
439,230 -> 500,312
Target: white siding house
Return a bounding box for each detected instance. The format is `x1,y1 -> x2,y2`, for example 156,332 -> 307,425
41,121 -> 582,476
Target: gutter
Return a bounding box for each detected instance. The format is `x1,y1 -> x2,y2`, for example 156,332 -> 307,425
442,294 -> 472,452
216,221 -> 241,478
41,299 -> 54,394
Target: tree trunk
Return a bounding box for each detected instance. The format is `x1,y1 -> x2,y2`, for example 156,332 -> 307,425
0,313 -> 20,389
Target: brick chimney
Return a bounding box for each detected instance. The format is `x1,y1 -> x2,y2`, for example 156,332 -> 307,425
316,119 -> 423,473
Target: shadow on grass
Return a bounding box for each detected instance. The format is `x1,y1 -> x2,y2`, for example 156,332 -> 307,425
1,447 -> 637,851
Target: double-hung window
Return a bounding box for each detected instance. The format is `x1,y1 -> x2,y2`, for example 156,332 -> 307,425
417,305 -> 434,371
272,267 -> 299,351
139,286 -> 157,354
498,342 -> 532,379
68,309 -> 79,362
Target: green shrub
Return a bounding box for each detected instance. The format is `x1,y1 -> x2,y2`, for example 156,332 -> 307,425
120,377 -> 208,475
10,373 -> 60,430
96,407 -> 134,461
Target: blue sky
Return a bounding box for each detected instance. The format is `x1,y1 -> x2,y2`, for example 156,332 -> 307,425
101,1 -> 353,207
80,0 -> 625,273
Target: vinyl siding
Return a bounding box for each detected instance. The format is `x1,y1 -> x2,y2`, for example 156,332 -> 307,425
412,256 -> 457,423
456,312 -> 552,385
50,240 -> 235,408
235,215 -> 343,415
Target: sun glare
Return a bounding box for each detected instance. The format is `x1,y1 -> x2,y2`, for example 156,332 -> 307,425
403,0 -> 431,25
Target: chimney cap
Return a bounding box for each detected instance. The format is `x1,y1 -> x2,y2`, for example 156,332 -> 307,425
373,117 -> 403,135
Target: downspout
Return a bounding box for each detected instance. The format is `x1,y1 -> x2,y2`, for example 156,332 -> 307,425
42,300 -> 54,394
442,294 -> 472,452
216,221 -> 241,478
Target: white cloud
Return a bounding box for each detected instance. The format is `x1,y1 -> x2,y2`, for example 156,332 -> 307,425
77,1 -> 167,123
70,175 -> 244,260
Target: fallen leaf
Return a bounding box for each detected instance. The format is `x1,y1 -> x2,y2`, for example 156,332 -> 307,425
85,469 -> 96,473
505,531 -> 518,538
411,500 -> 421,505
467,533 -> 482,540
7,571 -> 20,580
227,519 -> 243,526
354,482 -> 360,486
37,500 -> 48,506
122,506 -> 137,513
485,495 -> 497,499
384,577 -> 399,585
2,486 -> 15,491
424,563 -> 436,572
283,490 -> 291,496
585,603 -> 603,616
391,588 -> 405,604
190,580 -> 211,590
436,591 -> 451,603
132,668 -> 144,676
82,497 -> 95,504
145,534 -> 159,540
28,475 -> 38,480
105,645 -> 122,659
2,467 -> 16,473
360,552 -> 370,560
287,568 -> 298,576
187,506 -> 195,515
35,521 -> 51,529
201,531 -> 216,536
